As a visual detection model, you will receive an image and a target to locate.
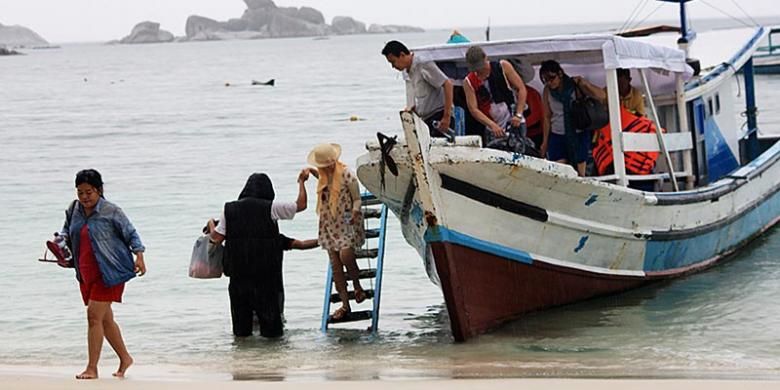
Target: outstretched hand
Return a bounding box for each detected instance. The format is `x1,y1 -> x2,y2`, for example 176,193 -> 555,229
298,168 -> 310,183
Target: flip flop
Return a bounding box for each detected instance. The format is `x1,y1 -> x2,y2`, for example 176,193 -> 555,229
331,306 -> 350,321
46,240 -> 73,268
354,289 -> 367,304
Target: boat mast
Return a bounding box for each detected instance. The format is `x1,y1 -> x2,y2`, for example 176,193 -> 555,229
659,0 -> 696,55
661,0 -> 696,189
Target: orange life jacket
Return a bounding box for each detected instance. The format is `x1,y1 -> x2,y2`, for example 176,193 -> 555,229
592,108 -> 663,176
525,86 -> 543,137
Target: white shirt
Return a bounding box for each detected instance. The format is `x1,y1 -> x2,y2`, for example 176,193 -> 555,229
214,201 -> 297,236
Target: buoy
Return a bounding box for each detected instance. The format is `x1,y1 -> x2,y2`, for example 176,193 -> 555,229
225,82 -> 231,87
349,115 -> 360,122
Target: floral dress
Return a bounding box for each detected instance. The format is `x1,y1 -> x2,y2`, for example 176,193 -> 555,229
318,169 -> 365,251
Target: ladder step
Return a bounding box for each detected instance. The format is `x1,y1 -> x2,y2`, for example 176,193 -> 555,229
355,248 -> 378,259
362,208 -> 382,219
365,228 -> 380,239
358,268 -> 377,279
362,197 -> 382,206
330,268 -> 377,284
328,310 -> 372,324
329,289 -> 375,303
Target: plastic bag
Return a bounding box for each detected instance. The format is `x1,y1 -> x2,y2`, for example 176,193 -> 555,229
189,235 -> 223,279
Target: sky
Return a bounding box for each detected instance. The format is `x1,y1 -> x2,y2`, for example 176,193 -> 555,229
0,0 -> 778,43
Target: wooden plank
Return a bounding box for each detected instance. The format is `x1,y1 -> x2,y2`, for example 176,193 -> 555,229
622,132 -> 693,152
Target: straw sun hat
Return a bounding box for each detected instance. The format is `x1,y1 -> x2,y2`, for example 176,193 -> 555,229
307,143 -> 342,168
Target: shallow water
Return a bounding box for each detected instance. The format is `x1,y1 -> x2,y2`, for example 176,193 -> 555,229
1,24 -> 779,380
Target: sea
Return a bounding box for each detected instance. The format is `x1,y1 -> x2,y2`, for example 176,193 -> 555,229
1,20 -> 779,381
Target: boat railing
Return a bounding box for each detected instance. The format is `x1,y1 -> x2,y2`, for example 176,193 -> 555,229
595,68 -> 695,191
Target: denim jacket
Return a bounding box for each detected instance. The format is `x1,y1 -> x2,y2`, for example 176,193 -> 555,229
61,198 -> 145,287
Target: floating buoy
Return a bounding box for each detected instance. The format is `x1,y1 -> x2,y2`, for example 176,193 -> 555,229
349,115 -> 360,122
225,82 -> 231,87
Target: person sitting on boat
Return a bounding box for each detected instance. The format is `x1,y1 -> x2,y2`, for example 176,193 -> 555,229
540,60 -> 592,176
207,172 -> 308,338
463,46 -> 529,146
574,68 -> 646,117
382,40 -> 455,138
305,143 -> 367,321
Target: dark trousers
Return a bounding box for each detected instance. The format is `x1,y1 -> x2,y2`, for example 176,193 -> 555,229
423,110 -> 455,138
228,278 -> 283,338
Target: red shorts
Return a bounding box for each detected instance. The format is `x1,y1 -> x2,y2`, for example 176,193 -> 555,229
78,225 -> 125,306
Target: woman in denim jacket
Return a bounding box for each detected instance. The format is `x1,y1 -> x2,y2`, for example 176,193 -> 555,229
60,169 -> 146,380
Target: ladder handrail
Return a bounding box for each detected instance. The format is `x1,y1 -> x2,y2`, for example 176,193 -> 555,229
321,192 -> 388,334
320,261 -> 334,332
369,203 -> 388,334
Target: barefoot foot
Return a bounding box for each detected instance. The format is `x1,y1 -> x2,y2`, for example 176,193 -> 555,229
113,356 -> 133,378
76,368 -> 98,380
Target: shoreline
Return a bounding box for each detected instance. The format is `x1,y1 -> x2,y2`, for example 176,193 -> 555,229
1,374 -> 779,390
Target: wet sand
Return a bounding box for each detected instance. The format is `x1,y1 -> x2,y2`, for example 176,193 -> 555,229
2,375 -> 779,390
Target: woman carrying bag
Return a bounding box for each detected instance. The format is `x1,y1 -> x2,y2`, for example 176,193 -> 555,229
59,169 -> 146,379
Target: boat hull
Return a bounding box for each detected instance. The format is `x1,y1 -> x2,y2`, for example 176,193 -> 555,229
428,237 -> 646,341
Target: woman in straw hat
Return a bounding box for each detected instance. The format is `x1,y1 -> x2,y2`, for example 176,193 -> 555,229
306,143 -> 366,320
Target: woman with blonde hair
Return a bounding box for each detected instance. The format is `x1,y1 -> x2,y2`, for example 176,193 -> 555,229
306,143 -> 366,320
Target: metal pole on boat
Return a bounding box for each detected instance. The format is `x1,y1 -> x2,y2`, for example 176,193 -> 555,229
675,73 -> 695,189
605,69 -> 628,187
639,69 -> 679,192
743,58 -> 760,162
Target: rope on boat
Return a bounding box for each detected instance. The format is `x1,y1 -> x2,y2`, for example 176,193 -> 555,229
700,0 -> 757,28
618,0 -> 651,34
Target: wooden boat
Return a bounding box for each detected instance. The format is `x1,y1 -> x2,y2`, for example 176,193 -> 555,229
356,0 -> 780,341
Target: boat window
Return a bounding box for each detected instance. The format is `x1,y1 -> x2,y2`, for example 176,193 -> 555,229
707,98 -> 714,117
715,93 -> 721,114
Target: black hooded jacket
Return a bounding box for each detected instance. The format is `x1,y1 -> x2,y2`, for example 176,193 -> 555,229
223,173 -> 282,283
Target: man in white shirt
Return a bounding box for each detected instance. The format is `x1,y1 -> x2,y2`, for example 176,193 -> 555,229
382,40 -> 454,137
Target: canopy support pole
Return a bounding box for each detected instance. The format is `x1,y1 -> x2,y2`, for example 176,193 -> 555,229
675,73 -> 695,189
605,68 -> 628,187
639,69 -> 679,192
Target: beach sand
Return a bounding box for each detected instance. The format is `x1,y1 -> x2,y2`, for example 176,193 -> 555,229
1,374 -> 779,390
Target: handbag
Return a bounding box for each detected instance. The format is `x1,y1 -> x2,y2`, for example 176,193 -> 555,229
485,123 -> 540,157
189,235 -> 224,279
571,85 -> 609,132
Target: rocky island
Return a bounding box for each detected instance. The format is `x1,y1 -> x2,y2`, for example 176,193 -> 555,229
184,0 -> 423,41
0,22 -> 48,48
119,21 -> 175,44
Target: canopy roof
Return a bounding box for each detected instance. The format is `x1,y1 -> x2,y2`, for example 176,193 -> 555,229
414,34 -> 694,95
414,34 -> 692,74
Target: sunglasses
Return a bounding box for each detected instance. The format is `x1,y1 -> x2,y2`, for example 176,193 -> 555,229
542,73 -> 560,84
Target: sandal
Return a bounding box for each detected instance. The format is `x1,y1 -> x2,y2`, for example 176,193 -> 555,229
331,306 -> 350,321
354,289 -> 367,304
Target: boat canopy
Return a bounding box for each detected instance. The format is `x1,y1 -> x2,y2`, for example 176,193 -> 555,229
414,34 -> 693,94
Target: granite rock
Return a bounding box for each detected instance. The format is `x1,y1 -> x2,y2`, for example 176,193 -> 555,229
119,21 -> 174,44
331,16 -> 366,35
368,24 -> 425,34
0,22 -> 48,47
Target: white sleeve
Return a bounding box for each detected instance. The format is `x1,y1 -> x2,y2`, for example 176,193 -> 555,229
271,201 -> 297,221
215,210 -> 227,236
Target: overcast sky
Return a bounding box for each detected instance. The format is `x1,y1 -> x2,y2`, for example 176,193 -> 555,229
1,0 -> 778,43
